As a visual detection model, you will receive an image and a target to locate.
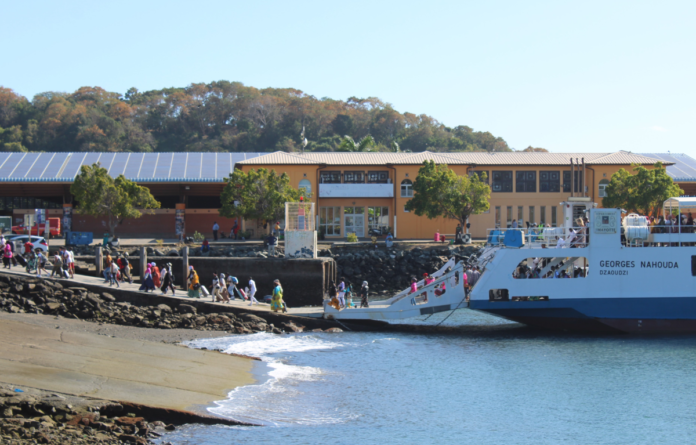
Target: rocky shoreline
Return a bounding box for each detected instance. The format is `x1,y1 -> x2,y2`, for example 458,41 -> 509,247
0,382 -> 254,444
0,274 -> 339,335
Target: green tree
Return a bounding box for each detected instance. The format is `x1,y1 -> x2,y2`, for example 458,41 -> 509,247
602,163 -> 683,216
337,135 -> 375,152
71,163 -> 160,236
405,160 -> 491,227
220,168 -> 309,231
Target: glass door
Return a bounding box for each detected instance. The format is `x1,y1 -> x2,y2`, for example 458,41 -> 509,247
344,207 -> 365,237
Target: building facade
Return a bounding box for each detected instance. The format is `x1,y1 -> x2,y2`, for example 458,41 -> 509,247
237,151 -> 676,239
0,150 -> 692,239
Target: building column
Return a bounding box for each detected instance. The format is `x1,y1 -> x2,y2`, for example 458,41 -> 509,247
175,203 -> 185,241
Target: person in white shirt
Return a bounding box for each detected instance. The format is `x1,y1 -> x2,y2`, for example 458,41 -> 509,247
556,237 -> 566,249
212,222 -> 219,241
247,277 -> 259,305
566,229 -> 577,248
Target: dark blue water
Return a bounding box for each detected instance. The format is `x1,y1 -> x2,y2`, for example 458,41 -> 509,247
158,310 -> 696,444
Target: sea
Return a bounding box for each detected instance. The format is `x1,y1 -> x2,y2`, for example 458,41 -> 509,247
157,309 -> 696,445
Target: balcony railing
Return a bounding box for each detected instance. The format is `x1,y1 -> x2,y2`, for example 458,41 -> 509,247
319,183 -> 394,198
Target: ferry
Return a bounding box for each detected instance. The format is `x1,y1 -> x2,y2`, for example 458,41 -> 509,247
324,197 -> 696,334
468,197 -> 696,333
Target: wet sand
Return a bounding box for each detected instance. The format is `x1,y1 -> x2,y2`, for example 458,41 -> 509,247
0,312 -> 254,412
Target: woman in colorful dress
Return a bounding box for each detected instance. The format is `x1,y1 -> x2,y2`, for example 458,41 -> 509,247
151,263 -> 161,288
187,266 -> 200,298
271,279 -> 285,313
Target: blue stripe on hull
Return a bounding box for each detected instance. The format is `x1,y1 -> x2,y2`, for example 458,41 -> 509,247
470,297 -> 696,333
470,297 -> 696,320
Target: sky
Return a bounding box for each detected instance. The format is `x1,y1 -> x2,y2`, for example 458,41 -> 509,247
3,0 -> 695,157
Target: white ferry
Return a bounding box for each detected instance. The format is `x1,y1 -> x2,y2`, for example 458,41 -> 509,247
325,197 -> 696,334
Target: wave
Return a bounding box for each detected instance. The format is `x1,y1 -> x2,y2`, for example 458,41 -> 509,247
185,332 -> 354,426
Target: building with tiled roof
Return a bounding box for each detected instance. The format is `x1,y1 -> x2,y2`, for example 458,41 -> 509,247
0,150 -> 684,239
237,150 -> 675,239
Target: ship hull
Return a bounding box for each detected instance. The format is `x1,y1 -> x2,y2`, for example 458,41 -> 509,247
470,297 -> 696,334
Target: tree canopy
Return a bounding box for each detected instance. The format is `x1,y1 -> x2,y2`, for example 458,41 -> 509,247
0,83 -> 514,154
220,168 -> 308,228
405,160 -> 491,226
71,163 -> 160,235
602,163 -> 683,216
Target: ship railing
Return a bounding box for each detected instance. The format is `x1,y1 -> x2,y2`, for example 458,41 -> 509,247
625,224 -> 696,247
486,227 -> 589,249
378,258 -> 459,306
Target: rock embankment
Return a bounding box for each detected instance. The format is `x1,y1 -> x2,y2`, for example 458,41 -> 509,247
0,275 -> 331,335
0,384 -> 245,444
320,244 -> 481,294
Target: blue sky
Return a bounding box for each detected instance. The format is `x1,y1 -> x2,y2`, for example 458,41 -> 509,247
4,0 -> 695,156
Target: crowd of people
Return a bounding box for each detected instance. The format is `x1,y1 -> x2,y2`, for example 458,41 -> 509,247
513,256 -> 587,279
327,277 -> 369,310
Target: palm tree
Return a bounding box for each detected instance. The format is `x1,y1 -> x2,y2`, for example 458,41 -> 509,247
337,135 -> 375,152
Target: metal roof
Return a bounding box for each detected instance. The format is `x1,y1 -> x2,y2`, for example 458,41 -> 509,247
638,153 -> 696,182
237,150 -> 669,166
0,152 -> 265,183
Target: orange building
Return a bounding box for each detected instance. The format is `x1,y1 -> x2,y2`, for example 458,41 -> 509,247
237,151 -> 674,239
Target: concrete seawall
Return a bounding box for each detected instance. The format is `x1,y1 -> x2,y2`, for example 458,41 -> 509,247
77,255 -> 337,307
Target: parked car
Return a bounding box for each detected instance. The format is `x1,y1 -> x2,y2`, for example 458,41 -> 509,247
12,217 -> 61,237
5,235 -> 49,254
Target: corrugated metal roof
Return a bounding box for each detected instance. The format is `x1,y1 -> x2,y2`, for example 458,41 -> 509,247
639,153 -> 696,182
0,152 -> 265,183
238,150 -> 670,166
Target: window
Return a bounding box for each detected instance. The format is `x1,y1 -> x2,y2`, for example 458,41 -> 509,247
551,206 -> 557,227
343,171 -> 365,184
319,207 -> 341,235
404,206 -> 410,213
495,206 -> 501,227
540,206 -> 546,225
492,171 -> 513,192
471,170 -> 489,184
507,206 -> 512,227
401,179 -> 413,197
518,206 -> 524,225
320,171 -> 341,184
368,206 -> 389,231
599,179 -> 610,198
563,171 -> 584,193
367,171 -> 389,184
539,171 -> 560,192
298,179 -> 312,195
529,206 -> 535,225
516,171 -> 536,192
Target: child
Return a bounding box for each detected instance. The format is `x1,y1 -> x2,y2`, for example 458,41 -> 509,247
36,249 -> 48,277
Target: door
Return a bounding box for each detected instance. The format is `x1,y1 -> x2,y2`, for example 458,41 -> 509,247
344,207 -> 365,237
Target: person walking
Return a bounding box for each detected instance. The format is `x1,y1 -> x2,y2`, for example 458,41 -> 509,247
231,219 -> 239,240
219,273 -> 230,302
271,279 -> 286,313
187,266 -> 200,298
121,253 -> 133,284
212,222 -> 219,241
36,249 -> 48,277
50,250 -> 63,278
211,273 -> 222,302
3,242 -> 12,269
66,248 -> 75,279
161,263 -> 176,295
108,260 -> 120,288
103,253 -> 113,282
139,265 -> 156,292
360,281 -> 369,308
151,263 -> 161,288
337,277 -> 347,308
247,277 -> 259,305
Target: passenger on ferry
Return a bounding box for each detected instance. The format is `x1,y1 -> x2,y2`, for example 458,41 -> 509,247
465,265 -> 473,284
409,278 -> 418,294
511,219 -> 518,229
556,237 -> 566,249
471,267 -> 481,286
434,281 -> 446,296
423,273 -> 435,286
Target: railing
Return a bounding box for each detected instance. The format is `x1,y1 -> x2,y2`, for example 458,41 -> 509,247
486,227 -> 589,249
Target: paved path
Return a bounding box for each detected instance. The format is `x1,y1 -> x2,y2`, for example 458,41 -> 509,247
3,267 -> 325,318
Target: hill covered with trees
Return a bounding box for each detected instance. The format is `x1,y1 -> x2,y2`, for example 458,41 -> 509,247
0,81 -> 516,154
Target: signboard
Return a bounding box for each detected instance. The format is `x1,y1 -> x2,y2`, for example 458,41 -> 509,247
175,208 -> 185,236
63,205 -> 72,232
35,209 -> 46,225
593,210 -> 618,235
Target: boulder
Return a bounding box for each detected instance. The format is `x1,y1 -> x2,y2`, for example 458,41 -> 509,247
178,304 -> 197,314
324,327 -> 343,333
239,313 -> 267,324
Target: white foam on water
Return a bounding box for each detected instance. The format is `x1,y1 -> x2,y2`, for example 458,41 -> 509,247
185,332 -> 352,426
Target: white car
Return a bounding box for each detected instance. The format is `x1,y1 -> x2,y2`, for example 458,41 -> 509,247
4,235 -> 49,254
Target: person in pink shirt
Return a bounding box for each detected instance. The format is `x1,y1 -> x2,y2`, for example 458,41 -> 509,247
423,273 -> 435,286
409,278 -> 418,294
